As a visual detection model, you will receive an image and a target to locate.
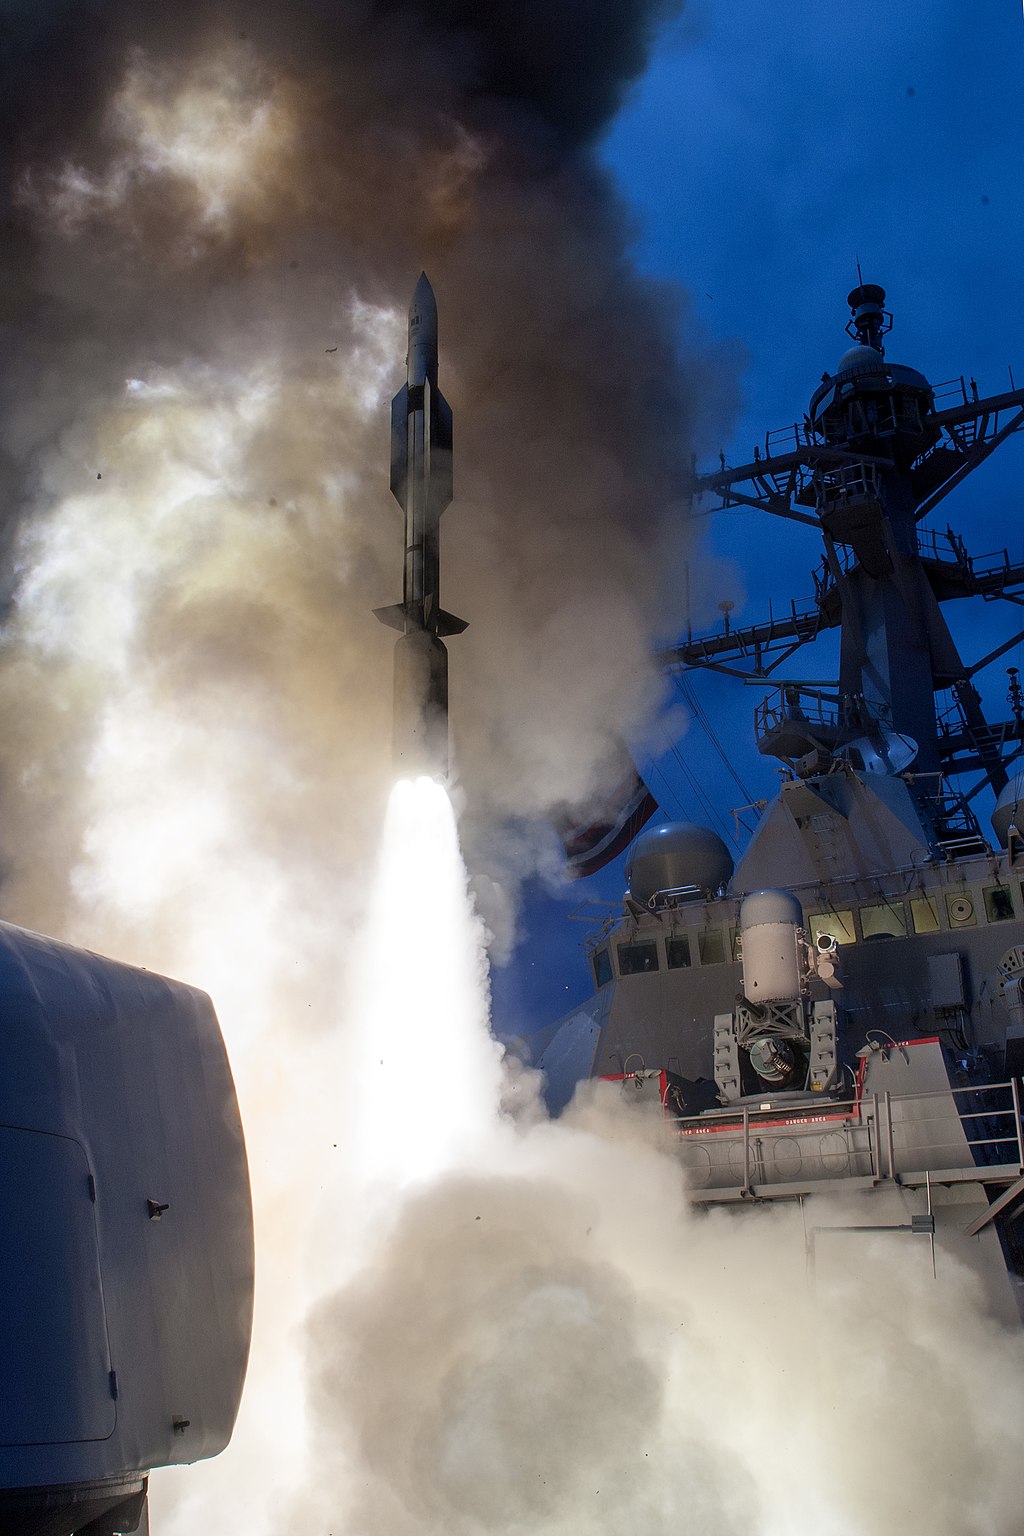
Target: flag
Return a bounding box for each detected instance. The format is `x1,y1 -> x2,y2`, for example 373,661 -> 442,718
560,766 -> 659,880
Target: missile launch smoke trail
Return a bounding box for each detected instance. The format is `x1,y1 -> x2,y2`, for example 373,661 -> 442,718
0,0 -> 739,942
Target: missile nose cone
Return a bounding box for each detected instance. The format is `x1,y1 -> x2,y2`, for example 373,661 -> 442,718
407,272 -> 440,387
412,271 -> 436,315
409,272 -> 438,339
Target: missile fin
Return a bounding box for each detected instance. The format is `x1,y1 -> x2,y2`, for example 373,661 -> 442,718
374,603 -> 408,633
427,386 -> 453,517
389,384 -> 409,506
436,609 -> 469,637
434,387 -> 453,449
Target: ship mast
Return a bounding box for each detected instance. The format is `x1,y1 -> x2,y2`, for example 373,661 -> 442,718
669,284 -> 1024,842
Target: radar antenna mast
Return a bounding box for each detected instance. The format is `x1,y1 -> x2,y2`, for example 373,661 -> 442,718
667,285 -> 1024,826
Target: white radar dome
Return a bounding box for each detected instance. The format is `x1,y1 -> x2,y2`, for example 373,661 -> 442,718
626,822 -> 734,908
834,344 -> 886,376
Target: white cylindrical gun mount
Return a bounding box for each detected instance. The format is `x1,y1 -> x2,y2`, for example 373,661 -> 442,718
740,888 -> 805,1003
740,889 -> 844,1001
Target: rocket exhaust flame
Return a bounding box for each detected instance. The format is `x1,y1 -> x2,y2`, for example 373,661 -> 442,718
346,776 -> 503,1192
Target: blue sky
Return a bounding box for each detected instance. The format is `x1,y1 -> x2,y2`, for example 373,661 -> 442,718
491,0 -> 1024,1041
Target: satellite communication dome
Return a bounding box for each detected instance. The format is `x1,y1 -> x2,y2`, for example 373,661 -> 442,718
992,771 -> 1024,847
626,821 -> 733,907
809,345 -> 932,438
834,344 -> 887,377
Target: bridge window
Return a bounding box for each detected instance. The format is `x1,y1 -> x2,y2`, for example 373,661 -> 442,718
617,941 -> 659,976
860,901 -> 907,939
983,885 -> 1015,923
910,896 -> 940,934
698,929 -> 727,965
591,948 -> 612,988
806,909 -> 856,946
666,935 -> 692,969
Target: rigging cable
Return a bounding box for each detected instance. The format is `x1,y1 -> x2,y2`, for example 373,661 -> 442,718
649,718 -> 739,850
673,672 -> 758,806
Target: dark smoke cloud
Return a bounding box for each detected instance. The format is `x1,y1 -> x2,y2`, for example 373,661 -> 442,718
398,0 -> 682,141
0,0 -> 733,953
0,0 -> 679,156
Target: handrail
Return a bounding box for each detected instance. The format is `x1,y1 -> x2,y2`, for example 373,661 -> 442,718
877,1077 -> 1017,1105
667,1076 -> 1024,1195
931,375 -> 970,408
668,1077 -> 1023,1124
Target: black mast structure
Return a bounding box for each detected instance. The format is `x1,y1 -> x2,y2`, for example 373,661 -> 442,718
668,283 -> 1024,854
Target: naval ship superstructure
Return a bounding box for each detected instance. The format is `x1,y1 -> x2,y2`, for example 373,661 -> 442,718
536,284 -> 1024,1317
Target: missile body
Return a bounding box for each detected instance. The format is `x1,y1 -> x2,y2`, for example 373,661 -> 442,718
376,274 -> 466,780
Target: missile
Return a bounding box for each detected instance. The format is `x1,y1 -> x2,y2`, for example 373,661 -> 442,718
375,273 -> 466,780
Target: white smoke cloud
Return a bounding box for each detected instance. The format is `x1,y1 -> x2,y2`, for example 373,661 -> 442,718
0,11 -> 722,915
22,43 -> 294,235
145,779 -> 1024,1536
297,1112 -> 1024,1530
5,426 -> 1022,1531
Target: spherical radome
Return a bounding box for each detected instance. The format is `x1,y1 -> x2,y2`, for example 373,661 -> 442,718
626,822 -> 734,906
992,771 -> 1024,847
834,343 -> 887,377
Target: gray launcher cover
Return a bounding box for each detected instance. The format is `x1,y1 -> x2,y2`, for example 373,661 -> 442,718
0,920 -> 254,1493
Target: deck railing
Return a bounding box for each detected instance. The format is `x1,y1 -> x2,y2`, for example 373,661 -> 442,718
665,1077 -> 1024,1201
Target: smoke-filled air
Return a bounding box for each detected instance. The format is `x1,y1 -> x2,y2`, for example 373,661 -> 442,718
2,1 -> 1024,1533
0,0 -> 734,938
